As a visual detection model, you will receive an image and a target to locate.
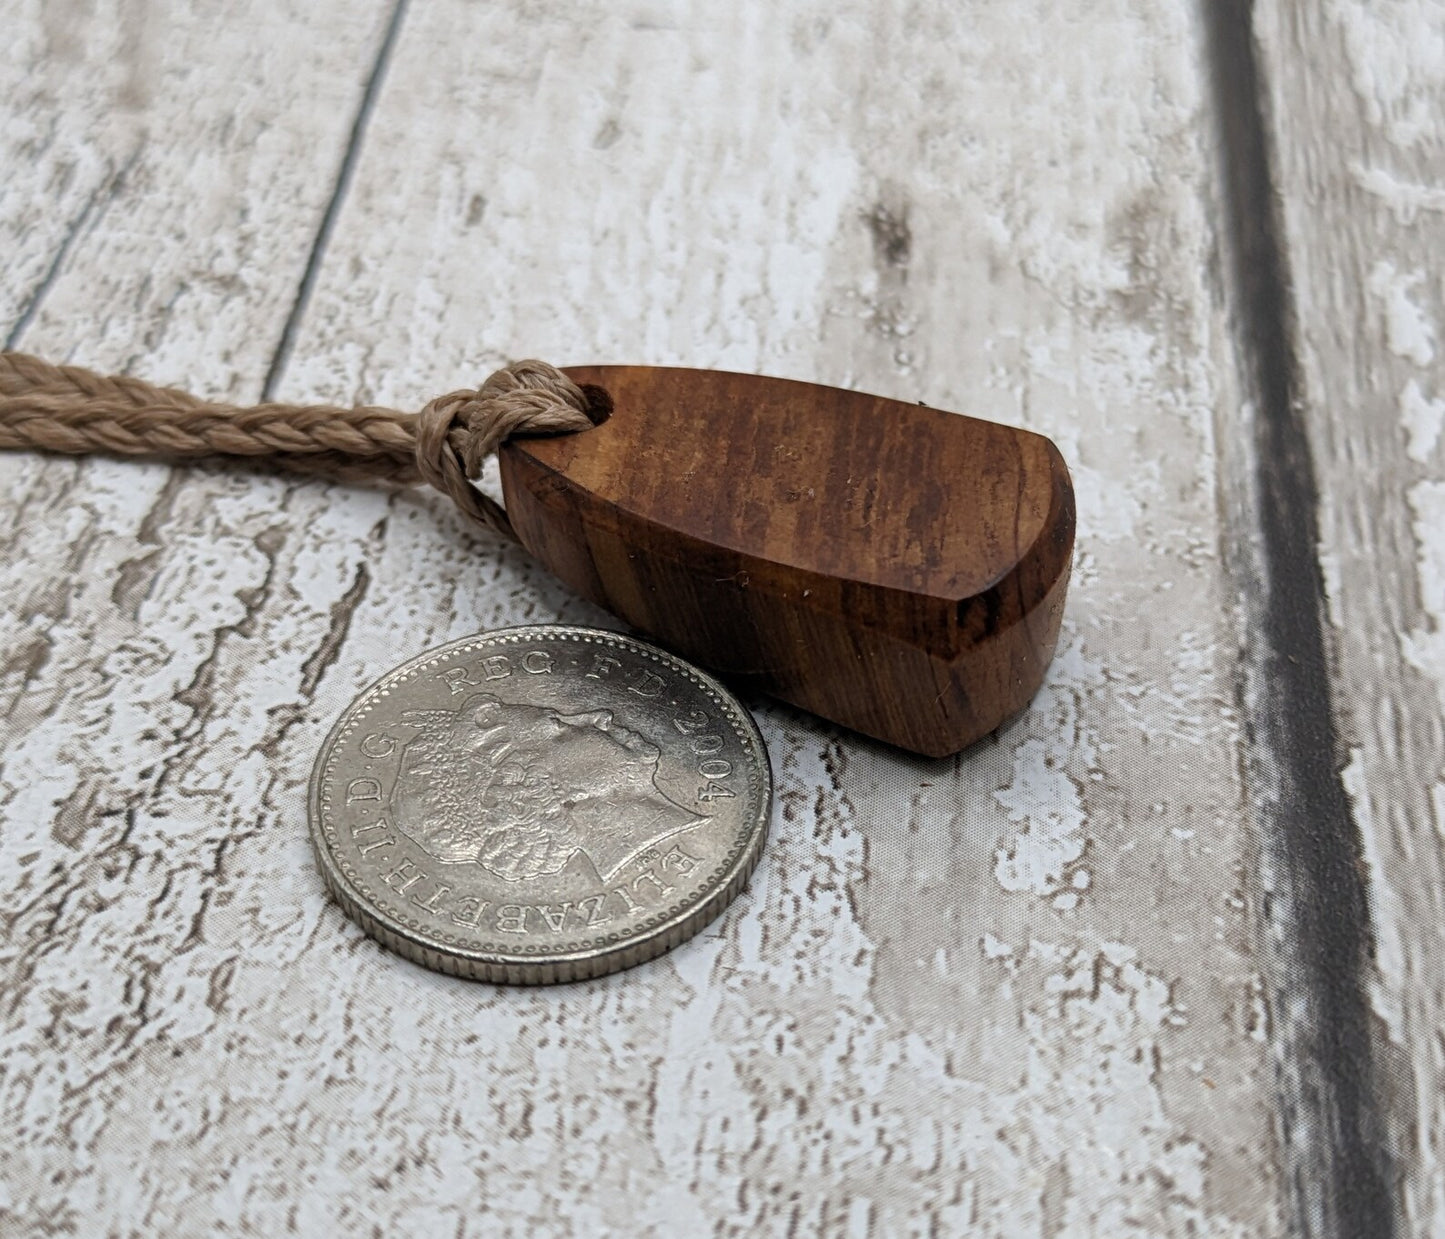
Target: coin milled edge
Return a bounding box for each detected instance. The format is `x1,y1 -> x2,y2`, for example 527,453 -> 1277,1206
306,625 -> 773,984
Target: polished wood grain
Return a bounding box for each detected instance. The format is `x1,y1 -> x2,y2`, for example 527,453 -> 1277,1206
500,366 -> 1075,757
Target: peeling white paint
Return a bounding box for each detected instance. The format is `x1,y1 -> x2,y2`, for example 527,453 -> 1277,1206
1402,480 -> 1445,711
1368,259 -> 1437,365
1345,749 -> 1408,1048
1332,0 -> 1445,149
1352,162 -> 1445,224
1401,378 -> 1445,462
992,631 -> 1103,898
994,736 -> 1089,895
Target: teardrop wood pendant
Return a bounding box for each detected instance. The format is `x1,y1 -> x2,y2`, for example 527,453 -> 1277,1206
500,366 -> 1074,757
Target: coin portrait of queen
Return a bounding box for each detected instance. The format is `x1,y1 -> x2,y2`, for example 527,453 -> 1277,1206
387,693 -> 704,883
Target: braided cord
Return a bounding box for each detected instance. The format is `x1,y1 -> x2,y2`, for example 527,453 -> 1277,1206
0,351 -> 596,540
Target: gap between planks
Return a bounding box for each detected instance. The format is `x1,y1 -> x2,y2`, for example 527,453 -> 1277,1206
1202,1 -> 1395,1235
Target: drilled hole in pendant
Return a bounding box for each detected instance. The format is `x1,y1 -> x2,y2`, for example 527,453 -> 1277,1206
580,384 -> 613,427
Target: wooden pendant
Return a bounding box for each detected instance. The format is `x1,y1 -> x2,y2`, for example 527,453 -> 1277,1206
499,366 -> 1074,758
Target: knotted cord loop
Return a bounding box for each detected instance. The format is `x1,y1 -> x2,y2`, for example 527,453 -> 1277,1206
414,360 -> 594,537
0,351 -> 597,541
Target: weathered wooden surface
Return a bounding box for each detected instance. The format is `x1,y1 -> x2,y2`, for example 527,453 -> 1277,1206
1254,1 -> 1445,1232
4,0 -> 1428,1233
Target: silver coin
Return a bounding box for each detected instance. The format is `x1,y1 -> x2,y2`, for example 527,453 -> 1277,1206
307,625 -> 772,983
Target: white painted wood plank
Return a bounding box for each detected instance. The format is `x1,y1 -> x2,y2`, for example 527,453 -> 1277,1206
1256,2 -> 1445,1232
1,2 -> 1279,1235
0,0 -> 400,1231
1,1 -> 144,338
